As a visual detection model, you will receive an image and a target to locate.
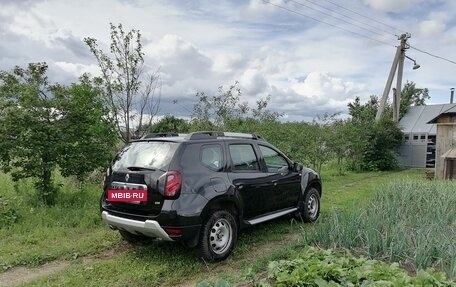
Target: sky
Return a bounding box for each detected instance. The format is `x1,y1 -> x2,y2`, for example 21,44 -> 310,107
1,0 -> 456,122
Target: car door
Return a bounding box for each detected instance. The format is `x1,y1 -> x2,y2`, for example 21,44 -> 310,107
227,143 -> 275,219
258,145 -> 301,211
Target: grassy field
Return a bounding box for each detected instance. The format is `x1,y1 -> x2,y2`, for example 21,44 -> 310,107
0,169 -> 426,286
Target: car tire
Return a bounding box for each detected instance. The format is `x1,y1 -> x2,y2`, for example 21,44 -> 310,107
119,230 -> 149,244
297,187 -> 320,223
197,210 -> 237,262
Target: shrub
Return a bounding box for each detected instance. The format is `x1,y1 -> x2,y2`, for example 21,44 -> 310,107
0,195 -> 21,228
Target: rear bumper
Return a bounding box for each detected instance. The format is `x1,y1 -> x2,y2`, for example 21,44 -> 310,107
102,211 -> 173,241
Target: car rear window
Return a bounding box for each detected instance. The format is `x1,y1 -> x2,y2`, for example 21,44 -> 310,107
112,141 -> 179,171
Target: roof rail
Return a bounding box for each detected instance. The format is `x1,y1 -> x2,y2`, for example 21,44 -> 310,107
187,131 -> 265,141
224,132 -> 263,140
141,132 -> 180,139
187,131 -> 224,140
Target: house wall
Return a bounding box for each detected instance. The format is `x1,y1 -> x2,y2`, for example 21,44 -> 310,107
435,115 -> 456,179
398,132 -> 433,168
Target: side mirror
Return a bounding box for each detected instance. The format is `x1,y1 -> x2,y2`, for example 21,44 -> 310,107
293,162 -> 303,172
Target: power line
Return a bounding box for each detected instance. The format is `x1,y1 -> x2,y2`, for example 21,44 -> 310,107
289,0 -> 389,39
263,0 -> 394,47
321,0 -> 406,35
298,0 -> 396,37
409,45 -> 456,65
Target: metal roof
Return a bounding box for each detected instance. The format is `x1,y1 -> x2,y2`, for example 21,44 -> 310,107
399,104 -> 456,134
427,105 -> 456,124
441,148 -> 456,159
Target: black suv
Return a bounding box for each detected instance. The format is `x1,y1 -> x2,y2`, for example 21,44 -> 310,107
100,131 -> 321,261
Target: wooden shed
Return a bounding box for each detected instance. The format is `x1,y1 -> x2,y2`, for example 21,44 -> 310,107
427,106 -> 456,179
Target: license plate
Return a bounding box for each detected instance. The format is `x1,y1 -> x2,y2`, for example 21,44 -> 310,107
107,190 -> 148,202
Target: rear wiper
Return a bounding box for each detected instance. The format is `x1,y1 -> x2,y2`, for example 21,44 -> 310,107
126,166 -> 156,171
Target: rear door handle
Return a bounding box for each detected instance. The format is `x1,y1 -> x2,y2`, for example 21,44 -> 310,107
271,180 -> 278,186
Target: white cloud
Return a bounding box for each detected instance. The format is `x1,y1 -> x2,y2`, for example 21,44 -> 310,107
239,68 -> 268,95
54,62 -> 100,78
363,0 -> 416,12
1,0 -> 456,121
419,12 -> 448,37
291,72 -> 363,99
144,34 -> 213,84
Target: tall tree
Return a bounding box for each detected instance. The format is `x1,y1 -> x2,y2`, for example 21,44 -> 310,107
0,63 -> 117,204
55,75 -> 117,182
399,81 -> 429,118
192,81 -> 281,129
0,63 -> 62,204
347,95 -> 379,122
85,23 -> 161,143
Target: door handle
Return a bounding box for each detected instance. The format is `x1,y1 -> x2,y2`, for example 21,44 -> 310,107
271,180 -> 278,186
235,184 -> 244,189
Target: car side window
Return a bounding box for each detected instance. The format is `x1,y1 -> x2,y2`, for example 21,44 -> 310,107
259,145 -> 289,173
201,144 -> 223,171
229,144 -> 260,172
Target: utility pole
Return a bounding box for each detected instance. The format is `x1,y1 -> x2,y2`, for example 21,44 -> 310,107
376,33 -> 410,122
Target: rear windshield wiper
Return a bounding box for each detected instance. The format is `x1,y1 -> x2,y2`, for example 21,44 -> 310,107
126,166 -> 156,171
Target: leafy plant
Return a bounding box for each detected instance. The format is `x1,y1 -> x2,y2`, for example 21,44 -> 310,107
267,247 -> 456,287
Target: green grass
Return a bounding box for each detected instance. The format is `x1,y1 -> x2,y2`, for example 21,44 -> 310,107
303,178 -> 456,279
0,173 -> 121,270
0,168 -> 428,286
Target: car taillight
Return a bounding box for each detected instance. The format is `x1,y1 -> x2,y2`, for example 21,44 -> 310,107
164,171 -> 181,199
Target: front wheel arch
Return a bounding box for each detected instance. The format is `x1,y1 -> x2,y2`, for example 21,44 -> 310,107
196,209 -> 238,261
297,187 -> 321,223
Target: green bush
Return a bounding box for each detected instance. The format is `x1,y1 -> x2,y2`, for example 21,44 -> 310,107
0,195 -> 21,228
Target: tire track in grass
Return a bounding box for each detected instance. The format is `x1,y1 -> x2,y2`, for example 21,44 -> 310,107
0,245 -> 133,287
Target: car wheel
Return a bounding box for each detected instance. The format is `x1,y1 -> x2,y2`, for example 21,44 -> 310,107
197,210 -> 237,262
119,230 -> 149,244
297,187 -> 320,223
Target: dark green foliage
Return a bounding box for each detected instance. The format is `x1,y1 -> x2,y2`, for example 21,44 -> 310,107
359,118 -> 403,171
55,75 -> 118,181
0,64 -> 117,204
148,115 -> 190,133
346,97 -> 403,171
0,195 -> 21,228
400,81 -> 429,119
347,95 -> 379,122
0,63 -> 63,204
